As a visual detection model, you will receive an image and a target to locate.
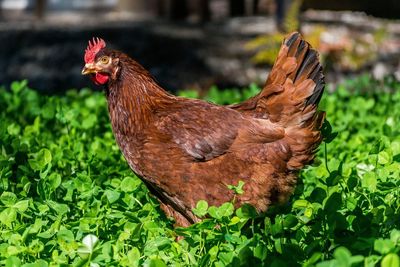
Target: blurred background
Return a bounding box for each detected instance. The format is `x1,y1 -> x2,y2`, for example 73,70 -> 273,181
1,0 -> 400,92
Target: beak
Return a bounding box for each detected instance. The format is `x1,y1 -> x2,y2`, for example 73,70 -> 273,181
81,63 -> 97,75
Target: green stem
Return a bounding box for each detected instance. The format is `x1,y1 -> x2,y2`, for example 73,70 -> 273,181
324,142 -> 331,175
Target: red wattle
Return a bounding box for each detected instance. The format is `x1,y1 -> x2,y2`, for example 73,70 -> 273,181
90,73 -> 109,85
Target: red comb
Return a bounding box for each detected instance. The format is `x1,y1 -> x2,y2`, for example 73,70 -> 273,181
84,37 -> 106,63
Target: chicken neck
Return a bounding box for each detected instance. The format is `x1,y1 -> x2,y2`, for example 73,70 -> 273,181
105,56 -> 173,133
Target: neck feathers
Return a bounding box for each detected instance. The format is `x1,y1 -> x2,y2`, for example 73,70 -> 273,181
106,53 -> 172,133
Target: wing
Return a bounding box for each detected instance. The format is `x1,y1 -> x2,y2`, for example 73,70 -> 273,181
153,100 -> 284,161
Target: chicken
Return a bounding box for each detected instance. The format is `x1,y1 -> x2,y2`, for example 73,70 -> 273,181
81,32 -> 325,227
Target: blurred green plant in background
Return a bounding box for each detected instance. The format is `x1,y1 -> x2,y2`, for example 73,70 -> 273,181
246,0 -> 389,73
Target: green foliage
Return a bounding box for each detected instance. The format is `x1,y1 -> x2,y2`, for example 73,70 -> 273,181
283,0 -> 303,33
0,76 -> 400,266
245,0 -> 304,65
247,2 -> 389,73
246,33 -> 285,65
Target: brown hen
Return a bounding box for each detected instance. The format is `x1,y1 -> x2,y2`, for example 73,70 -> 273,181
82,32 -> 325,227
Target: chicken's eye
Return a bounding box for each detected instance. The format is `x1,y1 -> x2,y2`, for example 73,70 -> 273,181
100,56 -> 109,64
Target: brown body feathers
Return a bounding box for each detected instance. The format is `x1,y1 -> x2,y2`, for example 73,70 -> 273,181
85,32 -> 325,227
